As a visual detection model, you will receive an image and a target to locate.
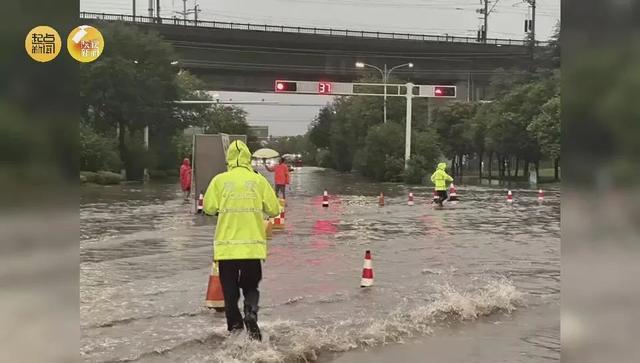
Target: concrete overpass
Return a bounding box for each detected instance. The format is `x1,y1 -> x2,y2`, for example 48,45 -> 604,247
81,12 -> 546,99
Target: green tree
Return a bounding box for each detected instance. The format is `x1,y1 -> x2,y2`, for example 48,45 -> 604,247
306,76 -> 446,182
464,102 -> 493,178
174,71 -> 212,128
529,95 -> 561,179
79,121 -> 121,172
329,115 -> 355,172
309,105 -> 336,149
354,122 -> 404,181
404,129 -> 442,184
432,101 -> 477,177
488,77 -> 557,178
533,21 -> 561,74
201,105 -> 250,135
487,68 -> 529,99
80,23 -> 179,179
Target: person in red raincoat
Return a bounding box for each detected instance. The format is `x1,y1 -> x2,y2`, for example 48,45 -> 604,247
180,158 -> 192,200
266,157 -> 290,199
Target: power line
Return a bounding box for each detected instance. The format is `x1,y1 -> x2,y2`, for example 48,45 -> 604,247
174,0 -> 201,23
488,0 -> 503,15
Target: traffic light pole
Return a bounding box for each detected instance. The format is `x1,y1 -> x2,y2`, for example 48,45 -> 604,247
404,82 -> 414,170
383,64 -> 387,124
268,80 -> 456,169
484,0 -> 489,43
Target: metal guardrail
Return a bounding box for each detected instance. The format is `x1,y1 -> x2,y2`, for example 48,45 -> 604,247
80,12 -> 549,47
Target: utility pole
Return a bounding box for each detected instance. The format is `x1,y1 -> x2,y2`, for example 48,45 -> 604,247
483,0 -> 488,43
383,64 -> 387,124
524,0 -> 537,69
133,0 -> 136,19
476,0 -> 489,43
404,83 -> 414,170
183,0 -> 187,22
524,0 -> 536,42
175,0 -> 200,24
531,0 -> 536,45
355,62 -> 413,124
148,0 -> 153,18
156,0 -> 161,22
194,4 -> 201,25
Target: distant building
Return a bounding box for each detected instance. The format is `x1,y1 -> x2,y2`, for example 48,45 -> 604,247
249,125 -> 269,139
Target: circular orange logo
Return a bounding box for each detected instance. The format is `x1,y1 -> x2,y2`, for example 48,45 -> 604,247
25,26 -> 62,62
67,25 -> 104,63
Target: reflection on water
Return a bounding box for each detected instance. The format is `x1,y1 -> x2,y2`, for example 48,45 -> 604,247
81,167 -> 559,362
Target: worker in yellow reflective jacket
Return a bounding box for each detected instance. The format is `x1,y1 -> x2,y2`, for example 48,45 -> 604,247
430,162 -> 454,207
203,140 -> 281,341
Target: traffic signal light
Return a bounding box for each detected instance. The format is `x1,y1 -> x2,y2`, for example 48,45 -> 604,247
275,80 -> 297,92
524,20 -> 532,33
433,86 -> 456,98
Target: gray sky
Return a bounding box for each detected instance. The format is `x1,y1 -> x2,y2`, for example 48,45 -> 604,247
81,0 -> 560,136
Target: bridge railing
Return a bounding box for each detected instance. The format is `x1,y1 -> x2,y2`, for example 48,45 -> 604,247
80,12 -> 549,47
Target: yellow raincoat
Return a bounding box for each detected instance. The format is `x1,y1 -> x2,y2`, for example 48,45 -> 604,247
430,162 -> 454,191
203,140 -> 281,260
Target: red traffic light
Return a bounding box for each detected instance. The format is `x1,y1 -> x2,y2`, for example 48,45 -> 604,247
275,80 -> 297,92
433,86 -> 456,98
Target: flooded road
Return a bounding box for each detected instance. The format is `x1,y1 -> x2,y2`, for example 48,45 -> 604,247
80,167 -> 560,362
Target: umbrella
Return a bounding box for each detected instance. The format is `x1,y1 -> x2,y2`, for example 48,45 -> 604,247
252,148 -> 280,159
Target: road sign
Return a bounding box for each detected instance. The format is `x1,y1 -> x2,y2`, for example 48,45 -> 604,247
274,80 -> 455,98
276,80 -> 355,95
272,80 -> 459,170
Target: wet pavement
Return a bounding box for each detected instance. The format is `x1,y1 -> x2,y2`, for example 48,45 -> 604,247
80,167 -> 560,362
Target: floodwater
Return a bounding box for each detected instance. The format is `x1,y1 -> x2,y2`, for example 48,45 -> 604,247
80,167 -> 560,362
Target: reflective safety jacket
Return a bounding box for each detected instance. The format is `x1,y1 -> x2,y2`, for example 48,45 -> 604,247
430,162 -> 454,191
203,140 -> 281,260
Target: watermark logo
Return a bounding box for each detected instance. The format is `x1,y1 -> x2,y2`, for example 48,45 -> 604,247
67,25 -> 104,63
25,26 -> 62,62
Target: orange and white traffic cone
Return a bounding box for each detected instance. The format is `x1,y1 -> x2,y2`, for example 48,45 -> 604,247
408,192 -> 414,206
322,190 -> 329,208
538,189 -> 544,203
448,183 -> 459,202
273,210 -> 285,229
360,250 -> 373,287
378,192 -> 385,207
507,190 -> 513,203
205,262 -> 225,312
197,192 -> 204,214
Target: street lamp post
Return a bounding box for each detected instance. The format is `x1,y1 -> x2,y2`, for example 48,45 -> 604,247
355,61 -> 413,124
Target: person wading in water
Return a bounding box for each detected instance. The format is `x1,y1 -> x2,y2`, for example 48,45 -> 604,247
203,140 -> 281,341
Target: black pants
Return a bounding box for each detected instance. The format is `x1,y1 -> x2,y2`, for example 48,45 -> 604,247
437,190 -> 448,206
218,259 -> 262,331
275,184 -> 286,199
